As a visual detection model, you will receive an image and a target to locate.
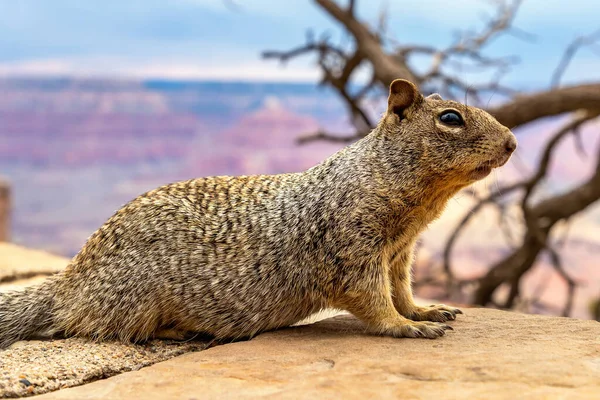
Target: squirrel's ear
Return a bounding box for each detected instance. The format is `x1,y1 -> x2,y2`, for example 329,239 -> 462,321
387,79 -> 422,118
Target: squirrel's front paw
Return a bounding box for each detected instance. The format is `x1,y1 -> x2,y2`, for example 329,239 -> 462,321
408,304 -> 463,322
391,321 -> 453,339
373,318 -> 453,339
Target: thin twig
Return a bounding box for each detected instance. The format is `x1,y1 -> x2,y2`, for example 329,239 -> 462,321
551,29 -> 600,88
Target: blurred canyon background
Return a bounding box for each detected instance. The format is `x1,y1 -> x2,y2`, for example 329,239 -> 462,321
1,0 -> 599,320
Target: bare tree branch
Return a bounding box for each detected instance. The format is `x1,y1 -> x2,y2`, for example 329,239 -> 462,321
315,0 -> 417,85
489,83 -> 600,129
443,180 -> 525,282
348,0 -> 355,16
592,295 -> 600,321
546,246 -> 577,317
263,31 -> 375,136
551,29 -> 600,88
262,42 -> 344,62
268,0 -> 600,141
265,0 -> 600,318
459,0 -> 528,49
474,136 -> 600,309
520,111 -> 599,244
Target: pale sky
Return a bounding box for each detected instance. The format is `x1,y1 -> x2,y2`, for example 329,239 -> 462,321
0,0 -> 599,86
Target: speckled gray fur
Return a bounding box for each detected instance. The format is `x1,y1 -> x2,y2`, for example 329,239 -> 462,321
0,80 -> 516,348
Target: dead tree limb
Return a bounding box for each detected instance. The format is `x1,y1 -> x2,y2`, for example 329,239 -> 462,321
489,84 -> 600,129
551,29 -> 600,88
474,135 -> 600,307
264,0 -> 600,317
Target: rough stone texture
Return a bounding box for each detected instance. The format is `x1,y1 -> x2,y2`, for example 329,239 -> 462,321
0,243 -> 68,284
0,339 -> 209,398
32,309 -> 599,400
0,309 -> 339,398
0,245 -> 212,399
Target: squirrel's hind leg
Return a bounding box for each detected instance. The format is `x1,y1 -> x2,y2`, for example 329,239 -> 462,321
153,328 -> 215,342
154,328 -> 194,341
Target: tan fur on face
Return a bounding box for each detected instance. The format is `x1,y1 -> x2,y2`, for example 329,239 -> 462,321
0,79 -> 516,347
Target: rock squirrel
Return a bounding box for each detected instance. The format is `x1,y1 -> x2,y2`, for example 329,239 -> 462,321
0,79 -> 516,348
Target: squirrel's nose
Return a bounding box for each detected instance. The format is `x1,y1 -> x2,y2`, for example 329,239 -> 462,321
504,136 -> 517,154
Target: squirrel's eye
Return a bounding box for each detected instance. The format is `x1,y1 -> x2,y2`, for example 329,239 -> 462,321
439,110 -> 464,127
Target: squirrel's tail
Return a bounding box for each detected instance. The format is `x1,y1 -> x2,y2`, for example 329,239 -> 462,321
0,278 -> 57,349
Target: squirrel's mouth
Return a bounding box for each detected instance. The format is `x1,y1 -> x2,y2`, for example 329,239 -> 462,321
470,153 -> 511,180
471,164 -> 493,180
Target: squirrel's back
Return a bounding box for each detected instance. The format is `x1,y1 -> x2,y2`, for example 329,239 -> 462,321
53,172 -> 337,342
1,154 -> 366,346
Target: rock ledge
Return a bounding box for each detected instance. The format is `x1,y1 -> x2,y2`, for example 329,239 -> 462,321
21,308 -> 600,400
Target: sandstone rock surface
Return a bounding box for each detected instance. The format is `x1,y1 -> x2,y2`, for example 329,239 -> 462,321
0,339 -> 208,398
1,245 -> 599,399
0,243 -> 68,284
30,309 -> 599,400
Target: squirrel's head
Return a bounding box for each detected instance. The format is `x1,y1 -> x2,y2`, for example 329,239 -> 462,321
377,79 -> 517,186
